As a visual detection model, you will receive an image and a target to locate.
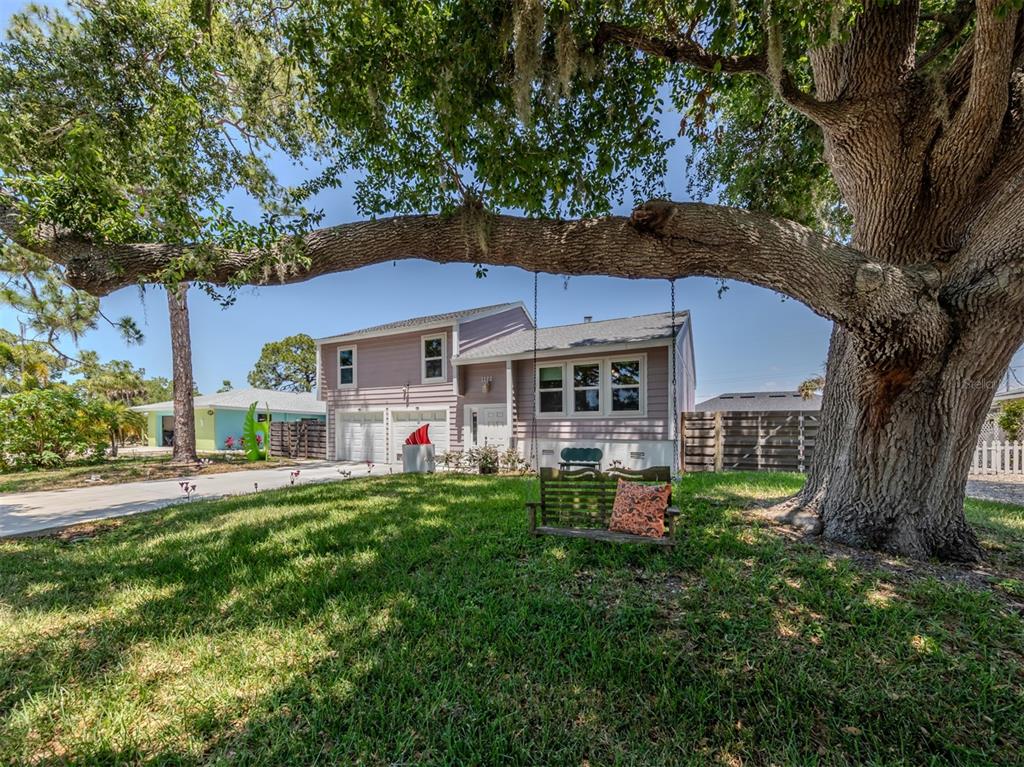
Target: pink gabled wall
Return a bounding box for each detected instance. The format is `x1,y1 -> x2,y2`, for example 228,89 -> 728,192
458,306 -> 532,354
320,326 -> 453,391
320,326 -> 458,452
512,345 -> 671,443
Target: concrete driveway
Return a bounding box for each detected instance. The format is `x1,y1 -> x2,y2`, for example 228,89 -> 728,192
0,461 -> 354,538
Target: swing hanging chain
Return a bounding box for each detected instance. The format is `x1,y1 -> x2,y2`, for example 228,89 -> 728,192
670,279 -> 680,481
531,270 -> 539,475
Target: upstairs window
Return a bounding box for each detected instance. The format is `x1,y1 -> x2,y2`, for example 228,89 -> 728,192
422,335 -> 446,382
338,348 -> 356,387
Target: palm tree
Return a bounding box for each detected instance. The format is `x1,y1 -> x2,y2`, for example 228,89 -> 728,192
98,401 -> 147,457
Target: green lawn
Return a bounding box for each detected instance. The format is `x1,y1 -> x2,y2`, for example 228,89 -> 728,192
0,453 -> 300,494
1,473 -> 1022,765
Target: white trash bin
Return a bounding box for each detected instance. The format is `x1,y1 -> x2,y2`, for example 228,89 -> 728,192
402,443 -> 436,473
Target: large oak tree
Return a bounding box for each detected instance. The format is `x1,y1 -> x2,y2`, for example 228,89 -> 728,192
3,0 -> 1024,560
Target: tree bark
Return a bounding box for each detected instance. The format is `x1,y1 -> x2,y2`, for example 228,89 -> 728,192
789,297 -> 1024,562
167,282 -> 198,464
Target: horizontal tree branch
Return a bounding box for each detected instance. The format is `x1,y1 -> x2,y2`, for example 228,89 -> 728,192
0,192 -> 948,355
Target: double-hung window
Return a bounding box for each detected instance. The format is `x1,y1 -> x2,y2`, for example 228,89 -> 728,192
422,335 -> 446,382
538,365 -> 564,413
338,348 -> 356,387
572,362 -> 601,414
610,359 -> 641,412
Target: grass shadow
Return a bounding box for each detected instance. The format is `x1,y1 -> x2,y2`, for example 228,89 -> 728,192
1,473 -> 1021,765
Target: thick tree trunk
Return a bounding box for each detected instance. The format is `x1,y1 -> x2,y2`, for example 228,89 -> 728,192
793,321 -> 1021,562
167,282 -> 198,464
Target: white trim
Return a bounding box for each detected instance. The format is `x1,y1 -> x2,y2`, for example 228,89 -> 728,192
421,333 -> 447,384
454,339 -> 672,366
668,350 -> 676,442
317,322 -> 453,346
315,343 -> 322,400
505,359 -> 514,441
535,353 -> 648,420
337,345 -> 357,389
451,323 -> 461,395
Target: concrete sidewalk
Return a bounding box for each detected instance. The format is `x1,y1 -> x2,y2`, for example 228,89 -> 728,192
0,462 -> 352,538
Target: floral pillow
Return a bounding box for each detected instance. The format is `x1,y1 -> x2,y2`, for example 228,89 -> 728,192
608,480 -> 671,538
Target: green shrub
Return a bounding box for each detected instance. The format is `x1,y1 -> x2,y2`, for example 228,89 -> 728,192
997,400 -> 1024,441
0,388 -> 107,469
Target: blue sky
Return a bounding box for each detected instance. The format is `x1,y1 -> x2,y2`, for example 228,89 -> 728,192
0,0 -> 836,402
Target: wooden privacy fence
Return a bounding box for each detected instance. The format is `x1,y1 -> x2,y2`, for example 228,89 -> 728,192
270,419 -> 327,459
681,410 -> 819,473
971,441 -> 1024,475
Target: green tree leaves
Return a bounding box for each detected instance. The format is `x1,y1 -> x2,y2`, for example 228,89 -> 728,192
0,387 -> 108,468
247,333 -> 316,392
0,0 -> 322,287
997,400 -> 1024,441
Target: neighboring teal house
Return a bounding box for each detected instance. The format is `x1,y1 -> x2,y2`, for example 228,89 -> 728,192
133,387 -> 326,451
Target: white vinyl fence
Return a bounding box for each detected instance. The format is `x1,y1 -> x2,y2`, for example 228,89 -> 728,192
971,441 -> 1024,475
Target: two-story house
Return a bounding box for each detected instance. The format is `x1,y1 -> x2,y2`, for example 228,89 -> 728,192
315,301 -> 696,468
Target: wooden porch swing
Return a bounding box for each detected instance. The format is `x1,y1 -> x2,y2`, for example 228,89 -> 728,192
523,275 -> 682,546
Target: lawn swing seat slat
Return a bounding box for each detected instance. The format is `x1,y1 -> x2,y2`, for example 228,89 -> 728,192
523,274 -> 683,546
526,466 -> 680,546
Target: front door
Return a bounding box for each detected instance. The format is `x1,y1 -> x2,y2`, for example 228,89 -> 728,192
463,404 -> 510,449
161,415 -> 175,447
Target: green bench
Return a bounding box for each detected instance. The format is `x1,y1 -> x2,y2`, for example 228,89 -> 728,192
526,466 -> 679,546
559,447 -> 603,470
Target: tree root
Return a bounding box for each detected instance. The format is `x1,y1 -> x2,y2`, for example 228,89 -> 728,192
755,495 -> 824,536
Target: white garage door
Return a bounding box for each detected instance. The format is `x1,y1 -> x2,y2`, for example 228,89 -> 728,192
335,411 -> 387,463
390,409 -> 449,461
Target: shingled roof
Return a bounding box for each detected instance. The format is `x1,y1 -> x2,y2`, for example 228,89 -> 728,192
315,302 -> 525,343
455,311 -> 688,361
695,391 -> 821,412
133,387 -> 325,415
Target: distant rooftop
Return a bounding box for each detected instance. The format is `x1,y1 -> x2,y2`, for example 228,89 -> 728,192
456,311 -> 689,361
316,302 -> 525,343
133,387 -> 325,415
993,386 -> 1024,403
695,391 -> 821,412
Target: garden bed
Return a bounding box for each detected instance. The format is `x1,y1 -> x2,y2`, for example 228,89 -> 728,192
0,453 -> 303,493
